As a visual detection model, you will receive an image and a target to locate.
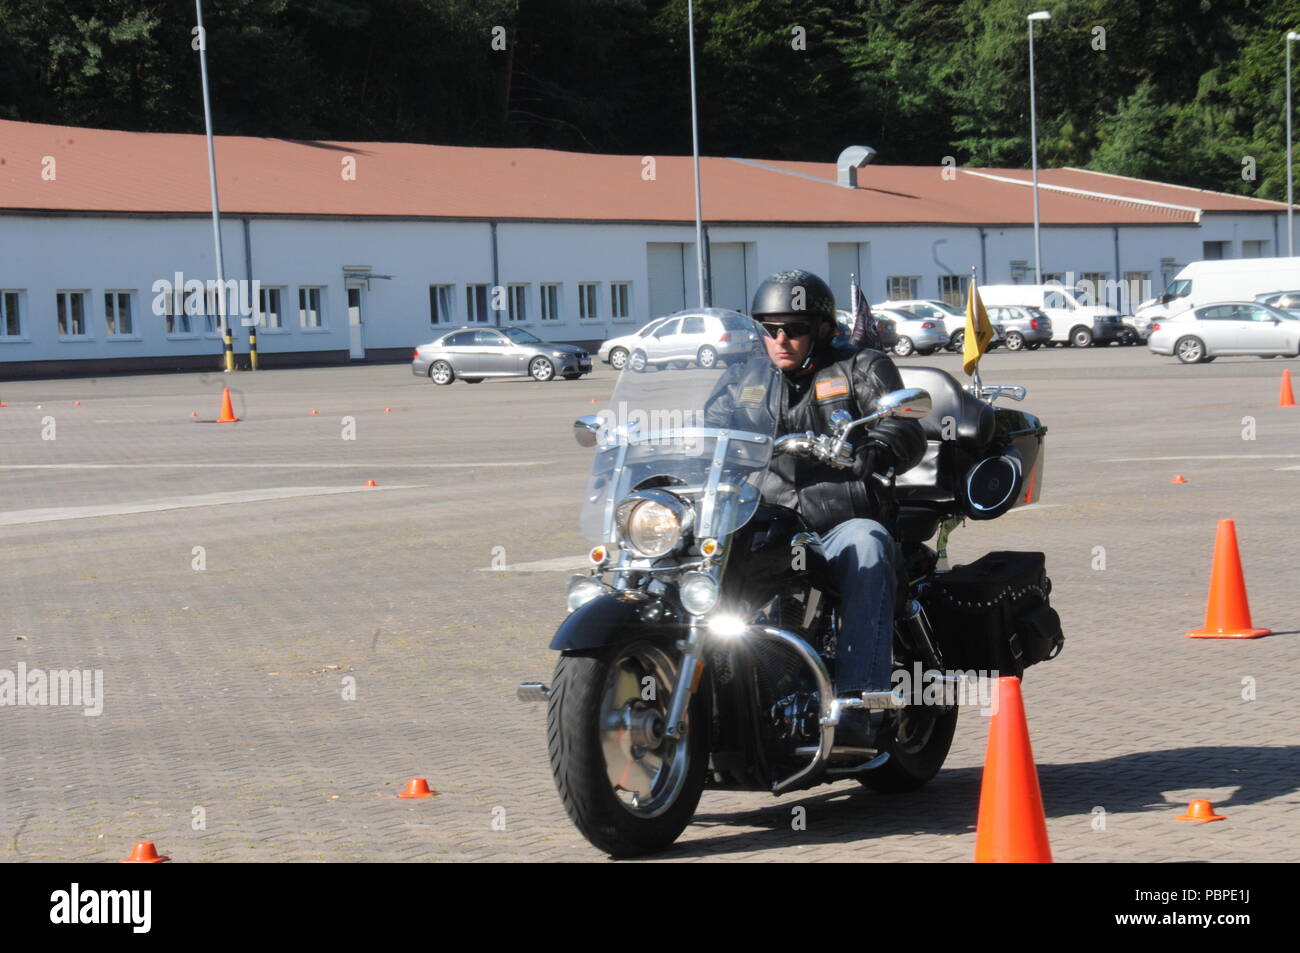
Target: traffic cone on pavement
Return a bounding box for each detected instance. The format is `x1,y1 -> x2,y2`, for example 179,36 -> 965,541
1177,799 -> 1226,823
974,677 -> 1052,863
1171,474 -> 1188,484
397,777 -> 436,798
1186,519 -> 1271,639
121,841 -> 170,863
1281,370 -> 1295,407
216,387 -> 239,423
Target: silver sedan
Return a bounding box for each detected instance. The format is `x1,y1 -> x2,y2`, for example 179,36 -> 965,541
413,326 -> 592,384
1147,301 -> 1300,364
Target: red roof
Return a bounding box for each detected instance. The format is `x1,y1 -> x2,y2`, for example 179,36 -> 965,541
0,119 -> 1284,225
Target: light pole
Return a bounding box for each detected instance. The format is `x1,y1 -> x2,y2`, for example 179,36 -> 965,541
195,0 -> 233,372
1028,11 -> 1050,285
687,0 -> 709,307
1288,32 -> 1300,256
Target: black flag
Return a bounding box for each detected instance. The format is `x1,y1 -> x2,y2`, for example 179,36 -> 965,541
848,283 -> 882,350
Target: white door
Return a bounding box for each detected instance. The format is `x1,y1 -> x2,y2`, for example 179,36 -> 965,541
347,285 -> 365,359
709,243 -> 748,313
647,243 -> 687,318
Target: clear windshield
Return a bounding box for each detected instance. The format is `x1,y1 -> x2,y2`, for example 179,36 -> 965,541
580,318 -> 779,543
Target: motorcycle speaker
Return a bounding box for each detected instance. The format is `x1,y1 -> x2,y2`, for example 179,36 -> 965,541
963,450 -> 1024,520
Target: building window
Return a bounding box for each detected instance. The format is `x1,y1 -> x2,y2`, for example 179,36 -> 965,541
1243,240 -> 1267,259
1078,272 -> 1108,307
610,281 -> 631,319
1009,260 -> 1030,283
1202,241 -> 1229,260
1,291 -> 23,338
507,284 -> 529,322
1041,272 -> 1065,286
1122,271 -> 1150,312
258,287 -> 284,329
430,284 -> 454,324
579,282 -> 600,319
104,291 -> 134,336
886,276 -> 918,300
159,288 -> 193,335
466,284 -> 490,323
56,291 -> 89,337
540,283 -> 561,321
937,275 -> 968,308
298,287 -> 324,329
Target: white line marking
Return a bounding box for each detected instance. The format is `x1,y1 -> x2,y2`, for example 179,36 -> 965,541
1276,466 -> 1300,471
0,462 -> 549,470
0,485 -> 418,526
1004,503 -> 1065,512
478,555 -> 589,573
1100,454 -> 1300,462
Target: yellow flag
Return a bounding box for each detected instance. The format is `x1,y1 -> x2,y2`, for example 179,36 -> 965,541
962,279 -> 994,376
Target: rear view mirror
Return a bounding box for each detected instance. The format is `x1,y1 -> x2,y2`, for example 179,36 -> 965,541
573,415 -> 600,447
878,388 -> 932,420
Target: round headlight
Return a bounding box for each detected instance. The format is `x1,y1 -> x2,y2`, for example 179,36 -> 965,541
625,500 -> 682,557
679,572 -> 719,616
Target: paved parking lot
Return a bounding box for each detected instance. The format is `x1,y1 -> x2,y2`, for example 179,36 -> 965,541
1,345 -> 1298,862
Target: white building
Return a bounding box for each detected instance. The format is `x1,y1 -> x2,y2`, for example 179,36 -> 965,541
0,120 -> 1288,377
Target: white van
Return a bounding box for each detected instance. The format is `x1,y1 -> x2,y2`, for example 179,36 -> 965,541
1134,257 -> 1300,325
977,284 -> 1123,347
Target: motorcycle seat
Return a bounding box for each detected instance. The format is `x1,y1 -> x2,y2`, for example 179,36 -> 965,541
897,366 -> 995,455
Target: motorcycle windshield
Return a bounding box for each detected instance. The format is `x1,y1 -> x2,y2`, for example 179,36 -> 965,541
580,321 -> 781,544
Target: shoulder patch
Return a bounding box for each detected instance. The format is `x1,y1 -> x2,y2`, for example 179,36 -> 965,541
739,385 -> 766,404
814,376 -> 849,401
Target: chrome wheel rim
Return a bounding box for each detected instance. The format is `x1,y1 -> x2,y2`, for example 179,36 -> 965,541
1073,331 -> 1090,347
894,338 -> 913,357
530,358 -> 553,381
697,348 -> 716,368
1006,333 -> 1023,351
610,349 -> 627,369
431,363 -> 452,384
1178,339 -> 1202,362
598,641 -> 690,818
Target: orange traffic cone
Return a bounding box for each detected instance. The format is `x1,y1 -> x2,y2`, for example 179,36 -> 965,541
310,409 -> 318,415
384,407 -> 392,413
974,677 -> 1052,863
216,387 -> 239,423
1171,474 -> 1188,484
364,479 -> 378,487
1281,369 -> 1295,407
188,411 -> 198,418
1177,799 -> 1226,823
121,841 -> 170,863
1187,519 -> 1271,639
397,777 -> 436,798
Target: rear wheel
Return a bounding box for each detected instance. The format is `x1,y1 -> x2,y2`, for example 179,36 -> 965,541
429,361 -> 454,385
1070,326 -> 1093,348
547,641 -> 708,857
916,347 -> 938,356
696,346 -> 718,369
948,331 -> 964,352
1175,335 -> 1207,364
893,337 -> 915,357
860,704 -> 958,793
1005,331 -> 1025,351
462,377 -> 484,384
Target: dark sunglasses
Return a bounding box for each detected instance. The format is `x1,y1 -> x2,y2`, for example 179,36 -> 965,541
761,321 -> 814,340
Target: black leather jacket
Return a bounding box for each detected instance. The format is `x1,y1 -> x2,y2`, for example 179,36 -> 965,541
704,345 -> 926,533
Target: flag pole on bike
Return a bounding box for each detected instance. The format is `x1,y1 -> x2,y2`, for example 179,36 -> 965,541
963,266 -> 995,394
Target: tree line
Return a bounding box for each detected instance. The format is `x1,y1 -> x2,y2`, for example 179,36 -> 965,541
1,0 -> 1296,198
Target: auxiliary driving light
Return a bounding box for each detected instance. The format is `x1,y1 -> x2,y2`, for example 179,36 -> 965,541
566,574 -> 604,613
708,614 -> 747,639
679,572 -> 719,617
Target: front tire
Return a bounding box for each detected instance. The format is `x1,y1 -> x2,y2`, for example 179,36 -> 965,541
861,705 -> 958,793
629,349 -> 648,373
547,642 -> 708,857
609,348 -> 629,370
529,357 -> 555,382
893,337 -> 915,357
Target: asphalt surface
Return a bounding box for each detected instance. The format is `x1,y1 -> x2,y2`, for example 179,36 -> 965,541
1,344 -> 1297,862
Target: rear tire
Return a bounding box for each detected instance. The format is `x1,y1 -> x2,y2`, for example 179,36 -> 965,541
429,361 -> 455,385
547,643 -> 708,858
462,377 -> 483,384
696,346 -> 718,369
860,705 -> 958,793
1070,326 -> 1093,348
948,331 -> 964,352
893,337 -> 915,357
1005,331 -> 1025,351
916,347 -> 938,356
1175,335 -> 1207,364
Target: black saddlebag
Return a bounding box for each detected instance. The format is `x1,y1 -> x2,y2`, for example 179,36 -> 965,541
924,551 -> 1063,677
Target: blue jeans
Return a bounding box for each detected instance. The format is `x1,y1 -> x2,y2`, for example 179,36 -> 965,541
811,518 -> 898,694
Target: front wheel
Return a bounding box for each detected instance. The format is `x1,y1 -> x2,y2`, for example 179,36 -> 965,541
629,349 -> 648,373
893,337 -> 915,357
547,641 -> 708,857
529,357 -> 555,381
609,348 -> 629,370
861,704 -> 958,793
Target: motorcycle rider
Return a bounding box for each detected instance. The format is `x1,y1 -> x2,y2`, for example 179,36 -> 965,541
706,269 -> 926,748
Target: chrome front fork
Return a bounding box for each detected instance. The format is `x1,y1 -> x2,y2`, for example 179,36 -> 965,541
662,622 -> 706,740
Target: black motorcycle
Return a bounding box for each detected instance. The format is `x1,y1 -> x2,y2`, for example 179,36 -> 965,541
519,320 -> 1063,857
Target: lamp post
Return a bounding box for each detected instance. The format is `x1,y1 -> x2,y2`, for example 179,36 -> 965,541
1028,11 -> 1050,285
195,0 -> 233,372
687,0 -> 709,307
1287,32 -> 1300,256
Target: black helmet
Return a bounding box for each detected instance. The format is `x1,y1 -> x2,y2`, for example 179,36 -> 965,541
750,269 -> 836,323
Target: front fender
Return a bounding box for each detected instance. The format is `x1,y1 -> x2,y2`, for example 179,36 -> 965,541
548,593 -> 643,651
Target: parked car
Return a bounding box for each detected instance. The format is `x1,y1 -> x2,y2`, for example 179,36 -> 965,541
1136,257 -> 1300,326
986,305 -> 1052,351
623,308 -> 760,371
876,308 -> 949,357
1147,300 -> 1300,364
832,308 -> 899,351
413,326 -> 592,384
1255,290 -> 1300,315
598,316 -> 671,370
979,283 -> 1122,347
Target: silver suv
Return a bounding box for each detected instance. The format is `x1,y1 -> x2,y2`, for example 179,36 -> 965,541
626,308 -> 761,371
986,306 -> 1052,351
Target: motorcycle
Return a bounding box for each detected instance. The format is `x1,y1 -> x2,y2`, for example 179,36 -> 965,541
519,319 -> 1064,857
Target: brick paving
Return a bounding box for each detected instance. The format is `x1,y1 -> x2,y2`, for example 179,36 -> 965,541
1,347 -> 1297,862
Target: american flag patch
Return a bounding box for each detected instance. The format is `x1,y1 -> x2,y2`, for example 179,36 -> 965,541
815,377 -> 849,400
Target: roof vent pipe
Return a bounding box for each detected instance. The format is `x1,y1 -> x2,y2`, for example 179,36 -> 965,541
837,145 -> 877,188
